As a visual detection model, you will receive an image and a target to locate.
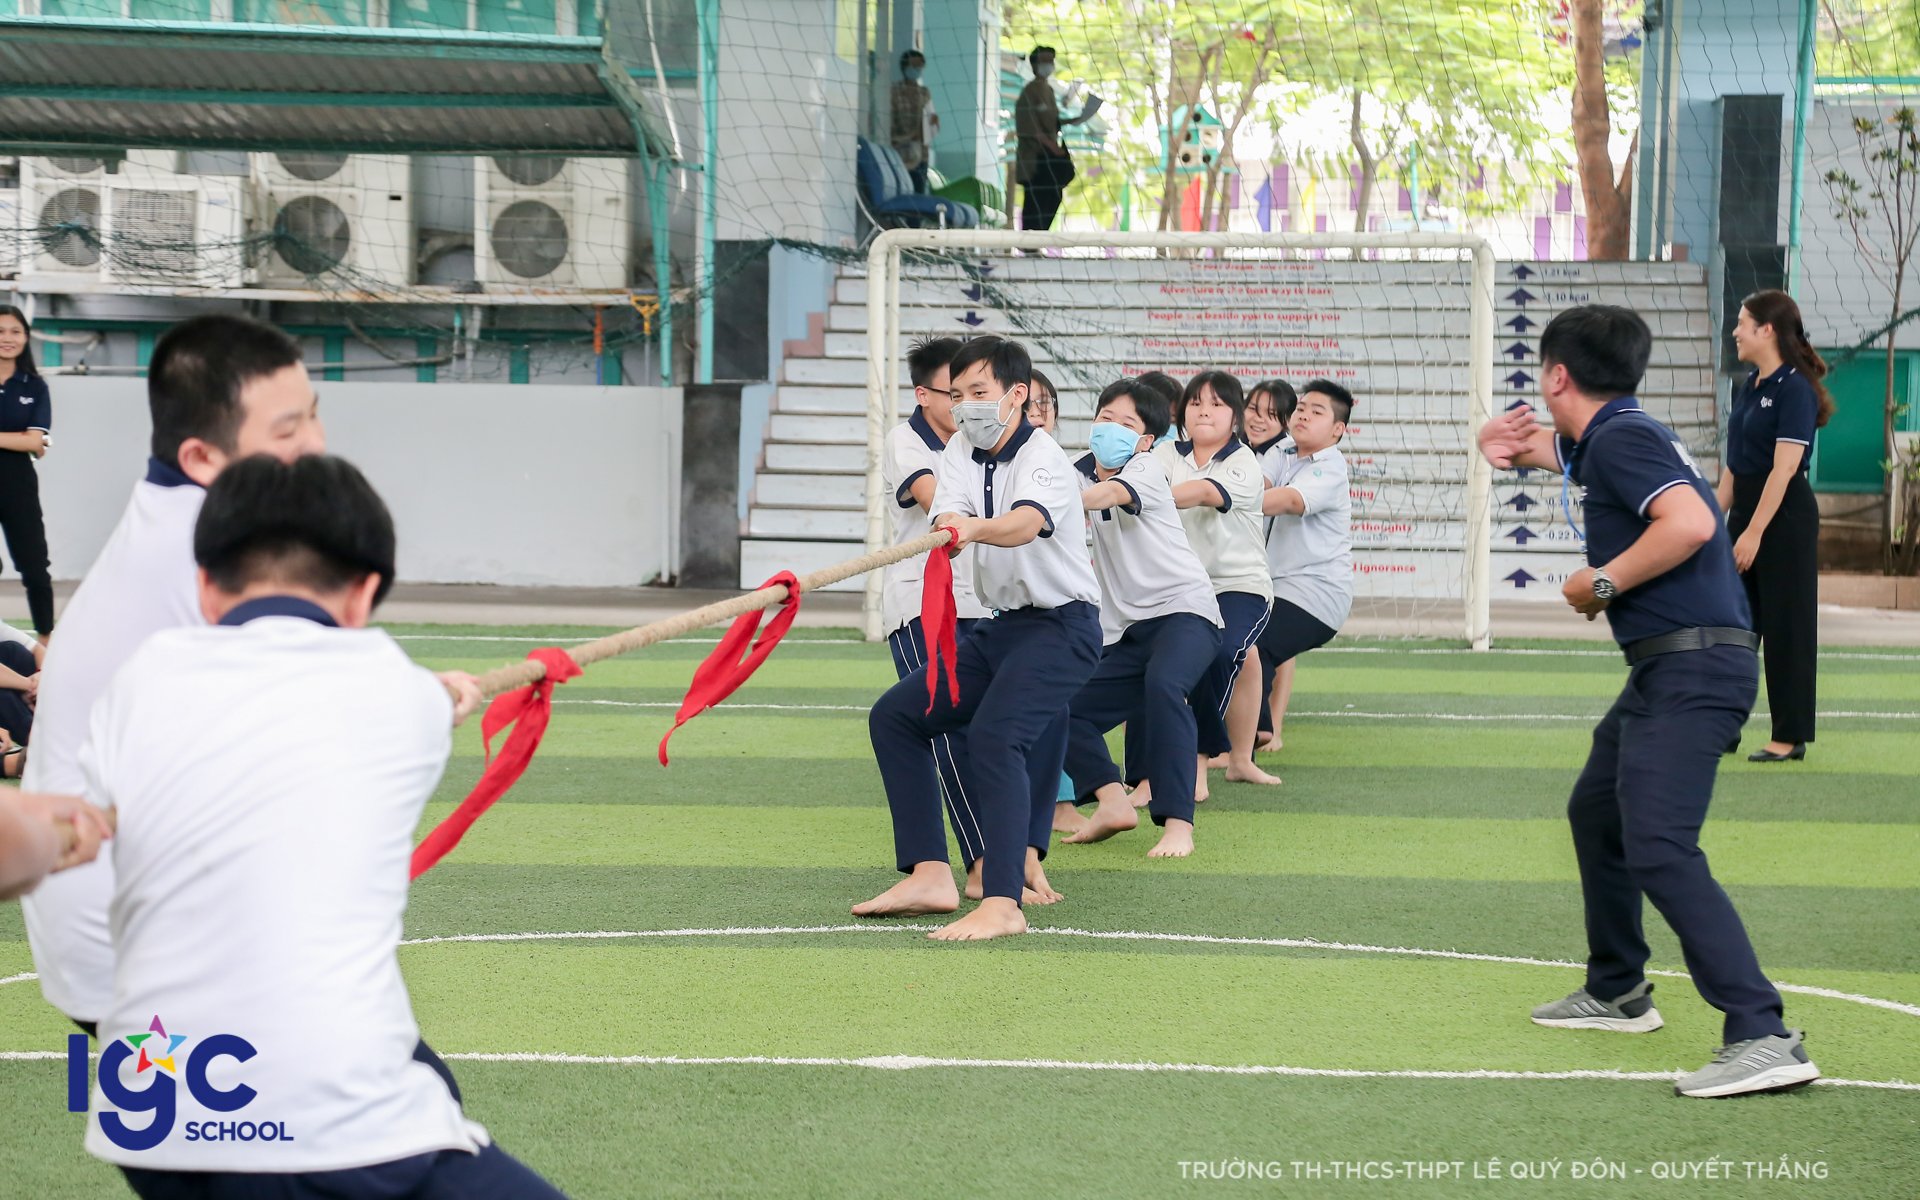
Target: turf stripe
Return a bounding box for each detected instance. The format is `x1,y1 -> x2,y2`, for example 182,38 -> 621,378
412,803 -> 1920,890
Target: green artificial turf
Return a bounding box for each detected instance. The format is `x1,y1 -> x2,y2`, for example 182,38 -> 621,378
3,627 -> 1915,1198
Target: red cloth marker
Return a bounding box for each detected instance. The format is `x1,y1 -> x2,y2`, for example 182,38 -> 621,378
658,571 -> 803,765
411,646 -> 582,879
921,527 -> 961,713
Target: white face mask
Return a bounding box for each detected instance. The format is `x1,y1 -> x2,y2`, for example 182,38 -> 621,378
1034,62 -> 1054,79
954,388 -> 1016,450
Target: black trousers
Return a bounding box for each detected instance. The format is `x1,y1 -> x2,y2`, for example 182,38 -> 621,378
1021,154 -> 1074,231
1256,598 -> 1339,737
1727,472 -> 1818,744
1569,645 -> 1786,1044
0,640 -> 36,744
0,452 -> 53,636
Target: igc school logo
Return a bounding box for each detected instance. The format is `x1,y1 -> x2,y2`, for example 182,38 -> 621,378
69,1015 -> 295,1151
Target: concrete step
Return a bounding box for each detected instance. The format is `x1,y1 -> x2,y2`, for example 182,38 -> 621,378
826,302 -> 1716,341
766,441 -> 866,472
747,507 -> 868,540
775,384 -> 916,415
780,352 -> 1712,398
740,538 -> 866,593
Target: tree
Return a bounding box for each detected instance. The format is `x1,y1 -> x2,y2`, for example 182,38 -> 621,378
1570,0 -> 1636,259
1006,0 -> 1574,233
1824,106 -> 1920,573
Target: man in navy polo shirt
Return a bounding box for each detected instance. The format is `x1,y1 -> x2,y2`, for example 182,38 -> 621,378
1477,304 -> 1819,1100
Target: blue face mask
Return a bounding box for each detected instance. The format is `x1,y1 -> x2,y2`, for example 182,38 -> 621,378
1089,422 -> 1143,469
904,67 -> 923,82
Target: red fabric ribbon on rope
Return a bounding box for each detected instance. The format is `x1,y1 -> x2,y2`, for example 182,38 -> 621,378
410,646 -> 582,879
657,571 -> 803,765
922,527 -> 961,714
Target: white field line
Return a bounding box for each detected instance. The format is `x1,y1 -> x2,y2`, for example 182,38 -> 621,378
0,1047 -> 1905,1089
390,635 -> 1917,661
549,698 -> 1920,721
9,924 -> 1915,1020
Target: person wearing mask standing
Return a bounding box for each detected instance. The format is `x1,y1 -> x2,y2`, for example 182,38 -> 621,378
0,305 -> 55,642
1015,46 -> 1086,231
1718,289 -> 1832,763
890,49 -> 939,194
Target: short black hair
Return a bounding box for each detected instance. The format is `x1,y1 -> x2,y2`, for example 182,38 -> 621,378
1299,378 -> 1355,425
1096,377 -> 1173,438
1538,305 -> 1651,398
1028,368 -> 1056,401
1249,378 -> 1298,426
1135,370 -> 1182,411
1030,45 -> 1055,62
906,336 -> 962,389
1179,370 -> 1246,437
195,454 -> 397,606
149,315 -> 305,469
901,49 -> 925,68
946,335 -> 1031,393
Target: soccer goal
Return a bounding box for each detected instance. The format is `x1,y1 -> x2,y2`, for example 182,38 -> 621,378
858,228 -> 1498,649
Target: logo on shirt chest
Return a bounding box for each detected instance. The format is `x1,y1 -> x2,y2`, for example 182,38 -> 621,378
1760,397 -> 1773,409
69,1015 -> 296,1151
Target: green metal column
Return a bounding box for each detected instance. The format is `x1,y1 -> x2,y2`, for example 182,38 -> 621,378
416,337 -> 439,383
646,156 -> 674,386
323,334 -> 345,382
135,331 -> 156,370
1785,0 -> 1817,294
696,0 -> 719,384
509,345 -> 532,384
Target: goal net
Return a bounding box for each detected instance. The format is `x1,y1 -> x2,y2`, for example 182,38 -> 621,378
858,229 -> 1501,648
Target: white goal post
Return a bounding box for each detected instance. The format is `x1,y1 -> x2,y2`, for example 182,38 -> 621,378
859,228 -> 1497,649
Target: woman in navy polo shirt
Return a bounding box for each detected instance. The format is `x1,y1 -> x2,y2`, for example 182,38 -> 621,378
0,306 -> 54,641
1718,290 -> 1832,762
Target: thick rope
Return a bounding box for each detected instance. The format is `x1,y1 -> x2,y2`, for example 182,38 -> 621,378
470,528 -> 953,700
63,531 -> 955,847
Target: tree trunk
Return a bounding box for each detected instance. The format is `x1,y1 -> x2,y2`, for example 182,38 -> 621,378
1572,0 -> 1632,259
1157,41 -> 1209,232
1886,268 -> 1904,572
1349,90 -> 1376,235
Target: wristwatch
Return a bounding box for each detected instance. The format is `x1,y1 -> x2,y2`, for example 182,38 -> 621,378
1591,566 -> 1618,601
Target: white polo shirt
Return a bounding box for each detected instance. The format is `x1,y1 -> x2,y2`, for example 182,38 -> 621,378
22,459 -> 206,1023
881,408 -> 987,634
931,421 -> 1101,612
1076,452 -> 1222,645
1262,438 -> 1355,630
82,601 -> 489,1173
1153,438 -> 1273,601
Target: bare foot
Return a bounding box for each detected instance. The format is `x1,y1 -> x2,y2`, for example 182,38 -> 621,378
1025,847 -> 1064,904
1064,788 -> 1139,844
1129,780 -> 1152,809
1253,731 -> 1277,752
1053,802 -> 1088,835
1147,819 -> 1195,858
963,859 -> 984,901
1204,753 -> 1229,770
928,897 -> 1028,941
1223,758 -> 1283,786
853,862 -> 959,917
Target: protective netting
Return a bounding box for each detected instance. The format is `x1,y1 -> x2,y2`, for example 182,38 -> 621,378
1,0 -> 1916,522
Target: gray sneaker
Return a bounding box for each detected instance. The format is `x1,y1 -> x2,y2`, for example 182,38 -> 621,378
1675,1030 -> 1820,1098
1531,981 -> 1664,1033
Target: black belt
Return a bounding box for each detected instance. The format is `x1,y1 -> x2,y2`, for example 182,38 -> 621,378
1623,626 -> 1759,666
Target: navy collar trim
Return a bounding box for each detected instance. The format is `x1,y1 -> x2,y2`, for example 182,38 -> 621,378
908,406 -> 947,452
1249,434 -> 1285,456
973,418 -> 1036,464
144,457 -> 201,489
218,596 -> 340,629
1748,364 -> 1796,388
1175,437 -> 1245,467
1074,450 -> 1099,480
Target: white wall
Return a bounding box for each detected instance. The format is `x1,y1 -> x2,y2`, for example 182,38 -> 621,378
716,0 -> 859,244
1797,97 -> 1920,352
13,379 -> 683,588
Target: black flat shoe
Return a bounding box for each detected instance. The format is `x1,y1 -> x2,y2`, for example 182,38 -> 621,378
1747,744 -> 1806,762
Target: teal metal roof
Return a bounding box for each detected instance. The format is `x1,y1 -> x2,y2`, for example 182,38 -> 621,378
0,16 -> 674,158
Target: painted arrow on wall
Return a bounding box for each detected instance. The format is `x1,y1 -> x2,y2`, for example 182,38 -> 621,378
1504,370 -> 1535,390
1506,287 -> 1538,307
1504,568 -> 1538,588
958,311 -> 987,327
1504,342 -> 1532,361
1511,264 -> 1536,280
1506,492 -> 1538,511
961,284 -> 984,302
1506,525 -> 1538,545
1505,313 -> 1536,333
